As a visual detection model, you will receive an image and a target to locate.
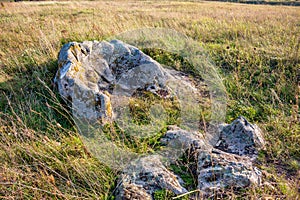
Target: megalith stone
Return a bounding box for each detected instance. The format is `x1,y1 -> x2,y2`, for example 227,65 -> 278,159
54,40 -> 169,122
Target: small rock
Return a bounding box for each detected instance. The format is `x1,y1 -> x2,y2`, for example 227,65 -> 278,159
159,126 -> 207,162
116,155 -> 187,199
215,116 -> 266,159
197,148 -> 262,193
116,182 -> 152,200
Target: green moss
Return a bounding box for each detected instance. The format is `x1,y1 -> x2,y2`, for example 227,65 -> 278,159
129,90 -> 180,126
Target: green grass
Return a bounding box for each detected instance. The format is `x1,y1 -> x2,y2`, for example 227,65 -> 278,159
0,0 -> 299,199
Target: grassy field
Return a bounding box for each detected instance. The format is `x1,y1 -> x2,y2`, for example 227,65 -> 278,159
0,0 -> 299,199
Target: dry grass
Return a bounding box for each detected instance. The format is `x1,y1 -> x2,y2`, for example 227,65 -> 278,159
0,1 -> 299,199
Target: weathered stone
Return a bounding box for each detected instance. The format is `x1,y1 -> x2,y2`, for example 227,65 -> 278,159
197,148 -> 262,193
54,40 -> 169,122
55,40 -> 266,198
116,182 -> 152,200
159,126 -> 207,162
215,116 -> 266,159
116,155 -> 188,199
115,126 -> 208,199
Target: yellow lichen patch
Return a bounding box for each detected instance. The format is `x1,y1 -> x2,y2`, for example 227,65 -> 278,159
73,61 -> 82,72
70,44 -> 81,52
105,96 -> 113,119
78,73 -> 84,81
104,91 -> 111,97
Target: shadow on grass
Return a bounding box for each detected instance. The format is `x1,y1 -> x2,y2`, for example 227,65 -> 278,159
0,59 -> 118,199
0,59 -> 74,133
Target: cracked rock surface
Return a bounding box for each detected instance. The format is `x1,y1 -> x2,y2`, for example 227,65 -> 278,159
193,116 -> 265,196
215,116 -> 266,159
159,126 -> 207,161
197,148 -> 262,193
54,40 -> 169,122
115,127 -> 207,199
116,155 -> 188,200
116,123 -> 264,199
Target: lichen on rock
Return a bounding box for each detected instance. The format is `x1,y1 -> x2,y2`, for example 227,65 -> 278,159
215,116 -> 266,159
197,148 -> 262,193
54,39 -> 265,199
54,40 -> 173,123
116,155 -> 188,200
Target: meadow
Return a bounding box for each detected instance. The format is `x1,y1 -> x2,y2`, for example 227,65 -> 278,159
0,0 -> 299,199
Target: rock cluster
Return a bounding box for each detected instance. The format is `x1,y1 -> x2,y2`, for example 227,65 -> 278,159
55,40 -> 266,199
116,119 -> 265,199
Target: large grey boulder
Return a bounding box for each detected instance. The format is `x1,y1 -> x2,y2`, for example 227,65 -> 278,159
54,40 -> 169,122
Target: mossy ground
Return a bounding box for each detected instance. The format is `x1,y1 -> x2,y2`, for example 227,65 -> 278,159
0,1 -> 299,199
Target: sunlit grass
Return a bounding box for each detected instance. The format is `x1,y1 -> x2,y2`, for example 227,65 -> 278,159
0,0 -> 299,199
